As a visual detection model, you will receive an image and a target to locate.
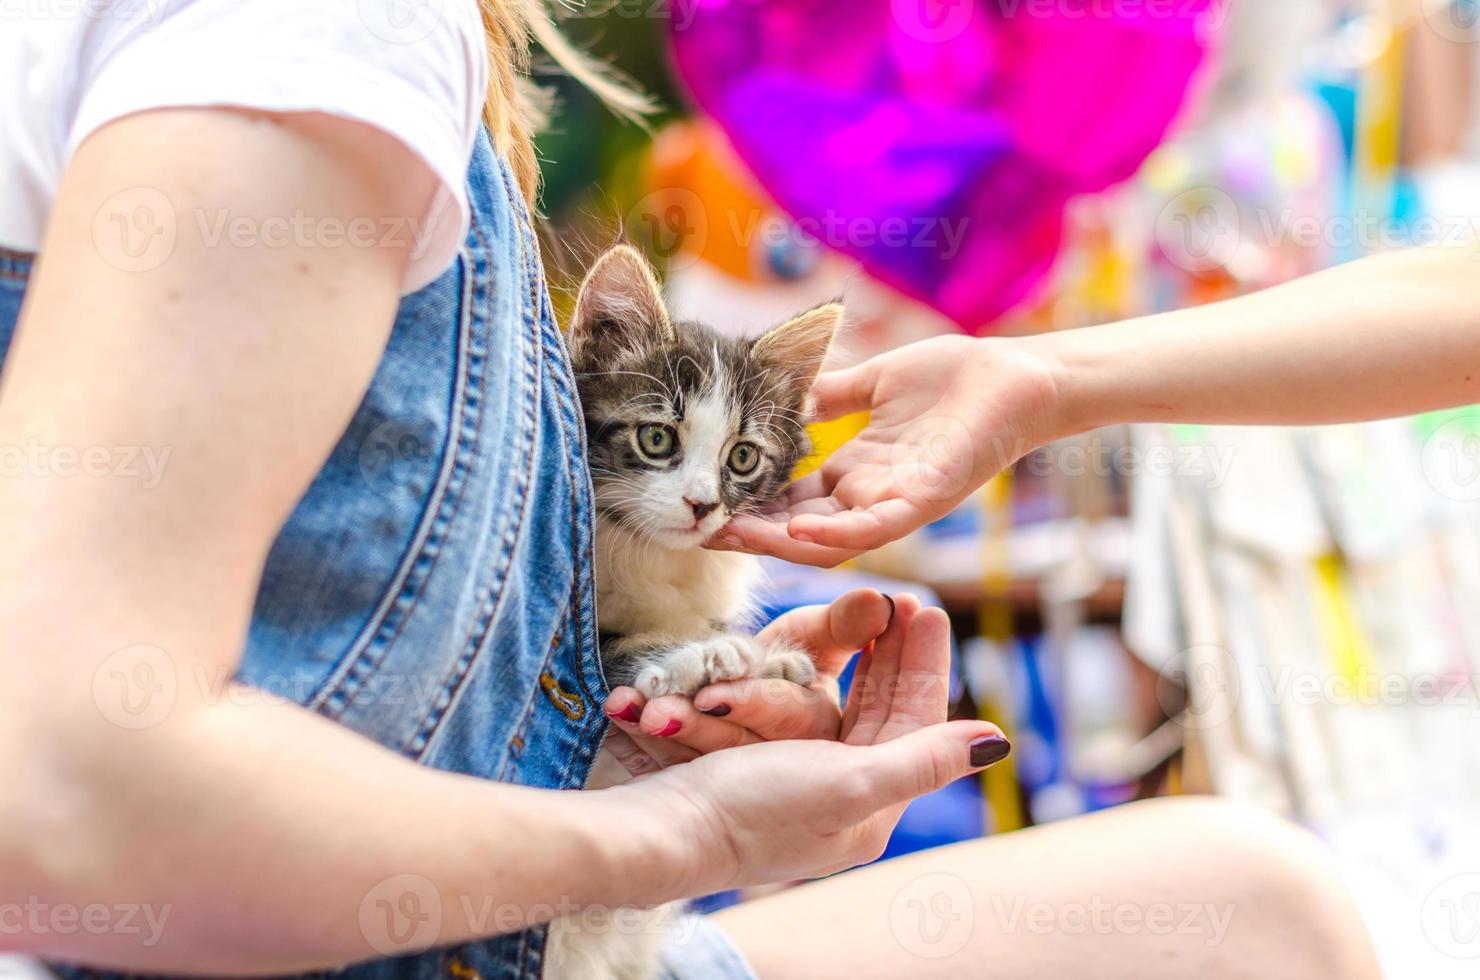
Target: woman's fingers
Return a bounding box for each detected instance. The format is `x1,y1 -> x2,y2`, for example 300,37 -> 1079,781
877,605 -> 953,738
771,470 -> 828,511
604,686 -> 647,726
844,593 -> 922,744
787,497 -> 930,551
847,601 -> 954,745
605,689 -> 699,766
694,678 -> 841,741
610,691 -> 767,759
810,362 -> 878,421
831,719 -> 1010,826
757,589 -> 894,678
601,728 -> 664,778
712,513 -> 862,567
602,591 -> 902,763
839,642 -> 873,737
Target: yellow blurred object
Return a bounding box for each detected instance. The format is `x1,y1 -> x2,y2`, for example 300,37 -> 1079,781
978,471 -> 1026,833
1310,554 -> 1379,690
795,412 -> 868,480
1139,144 -> 1191,194
1352,17 -> 1406,218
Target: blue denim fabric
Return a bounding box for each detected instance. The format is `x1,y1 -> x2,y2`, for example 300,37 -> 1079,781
1,132 -> 753,980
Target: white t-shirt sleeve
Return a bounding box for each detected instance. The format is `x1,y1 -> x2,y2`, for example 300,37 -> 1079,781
68,0 -> 488,294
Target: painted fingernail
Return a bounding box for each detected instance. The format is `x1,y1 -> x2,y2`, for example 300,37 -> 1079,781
792,531 -> 815,543
882,593 -> 896,627
701,704 -> 732,717
655,720 -> 682,737
969,736 -> 1012,768
609,704 -> 641,724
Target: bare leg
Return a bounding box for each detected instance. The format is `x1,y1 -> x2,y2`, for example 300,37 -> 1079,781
715,797 -> 1379,980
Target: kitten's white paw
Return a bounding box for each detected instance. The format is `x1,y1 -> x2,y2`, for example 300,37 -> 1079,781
761,648 -> 817,687
633,635 -> 765,698
701,635 -> 764,683
632,653 -> 703,699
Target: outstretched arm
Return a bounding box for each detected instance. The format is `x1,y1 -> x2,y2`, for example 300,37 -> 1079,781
720,245 -> 1480,565
1048,245 -> 1480,431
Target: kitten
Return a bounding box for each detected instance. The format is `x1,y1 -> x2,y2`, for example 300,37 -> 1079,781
543,244 -> 841,980
571,244 -> 841,699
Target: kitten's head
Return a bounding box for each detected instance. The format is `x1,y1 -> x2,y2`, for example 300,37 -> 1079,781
570,245 -> 841,550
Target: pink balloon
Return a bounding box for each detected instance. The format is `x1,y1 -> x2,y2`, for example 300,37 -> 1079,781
670,0 -> 1218,332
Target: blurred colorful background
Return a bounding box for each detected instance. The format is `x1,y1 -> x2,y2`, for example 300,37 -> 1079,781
539,2 -> 1480,976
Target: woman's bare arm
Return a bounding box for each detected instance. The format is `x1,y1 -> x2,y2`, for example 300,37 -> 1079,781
1044,245 -> 1480,432
722,245 -> 1480,565
0,106 -> 681,972
0,108 -> 1003,973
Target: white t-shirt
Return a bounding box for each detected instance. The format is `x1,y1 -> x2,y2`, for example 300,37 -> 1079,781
0,0 -> 489,293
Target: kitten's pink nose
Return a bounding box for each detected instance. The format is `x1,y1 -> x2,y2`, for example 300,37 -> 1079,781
685,497 -> 719,521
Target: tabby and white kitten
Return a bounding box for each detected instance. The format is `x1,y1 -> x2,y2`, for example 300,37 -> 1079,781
543,245 -> 841,980
571,244 -> 841,699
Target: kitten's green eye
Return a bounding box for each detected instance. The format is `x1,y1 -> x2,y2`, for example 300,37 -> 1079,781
636,424 -> 677,459
728,442 -> 761,475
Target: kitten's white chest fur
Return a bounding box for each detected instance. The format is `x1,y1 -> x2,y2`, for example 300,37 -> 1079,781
595,518 -> 760,639
593,518 -> 810,700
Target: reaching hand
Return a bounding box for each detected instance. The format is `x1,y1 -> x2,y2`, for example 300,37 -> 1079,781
604,596 -> 1010,893
712,335 -> 1062,567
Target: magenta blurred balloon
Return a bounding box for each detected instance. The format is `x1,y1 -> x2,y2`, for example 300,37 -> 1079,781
669,0 -> 1218,332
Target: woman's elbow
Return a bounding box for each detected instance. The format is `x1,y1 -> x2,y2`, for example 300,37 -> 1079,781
0,713 -> 149,916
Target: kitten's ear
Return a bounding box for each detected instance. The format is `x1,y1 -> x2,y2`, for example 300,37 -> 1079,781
571,245 -> 673,362
752,302 -> 843,395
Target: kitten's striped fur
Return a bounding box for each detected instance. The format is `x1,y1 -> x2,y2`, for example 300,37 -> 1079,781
569,245 -> 841,698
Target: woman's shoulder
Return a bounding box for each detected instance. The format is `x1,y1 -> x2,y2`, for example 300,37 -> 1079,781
0,0 -> 489,289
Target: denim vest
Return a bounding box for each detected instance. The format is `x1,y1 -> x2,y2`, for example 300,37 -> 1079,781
1,133 -> 610,978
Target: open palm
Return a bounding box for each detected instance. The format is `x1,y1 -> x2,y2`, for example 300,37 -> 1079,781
717,335 -> 1062,567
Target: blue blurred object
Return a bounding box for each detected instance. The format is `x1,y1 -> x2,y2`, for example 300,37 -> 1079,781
1011,634 -> 1063,792
880,773 -> 987,861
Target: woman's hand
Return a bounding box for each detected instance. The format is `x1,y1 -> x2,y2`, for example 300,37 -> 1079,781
600,596 -> 1010,893
599,589 -> 895,775
713,335 -> 1064,567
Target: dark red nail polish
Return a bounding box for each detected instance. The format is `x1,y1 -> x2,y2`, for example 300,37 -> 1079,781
609,704 -> 641,724
655,720 -> 682,737
969,736 -> 1011,768
701,704 -> 732,717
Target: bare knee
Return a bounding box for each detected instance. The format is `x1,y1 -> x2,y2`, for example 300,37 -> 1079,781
1129,797 -> 1380,980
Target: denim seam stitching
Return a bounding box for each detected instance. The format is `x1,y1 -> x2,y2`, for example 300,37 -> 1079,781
541,285 -> 605,707
310,237 -> 484,718
495,598 -> 574,783
405,169 -> 541,758
501,163 -> 558,980
557,395 -> 600,704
